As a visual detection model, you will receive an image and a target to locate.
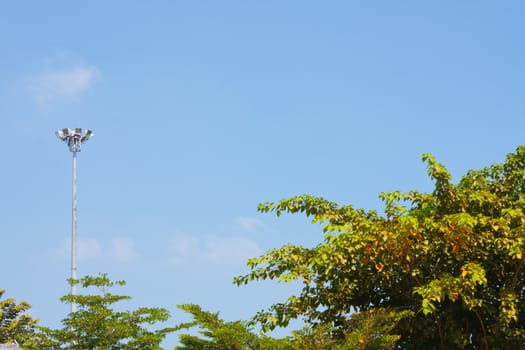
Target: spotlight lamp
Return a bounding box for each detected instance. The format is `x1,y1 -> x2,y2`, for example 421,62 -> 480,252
55,128 -> 94,152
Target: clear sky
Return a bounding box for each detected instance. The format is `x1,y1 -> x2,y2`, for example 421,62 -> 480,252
1,1 -> 524,347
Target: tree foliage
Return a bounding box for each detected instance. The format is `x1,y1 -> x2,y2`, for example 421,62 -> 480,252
0,289 -> 37,344
25,274 -> 174,349
284,307 -> 411,350
235,146 -> 525,349
174,304 -> 411,349
174,303 -> 294,350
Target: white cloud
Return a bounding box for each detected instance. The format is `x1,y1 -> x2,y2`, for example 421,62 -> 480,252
54,236 -> 137,263
111,238 -> 137,263
54,237 -> 102,261
234,216 -> 264,232
205,236 -> 263,263
169,233 -> 263,265
77,238 -> 103,260
26,66 -> 101,107
168,233 -> 201,265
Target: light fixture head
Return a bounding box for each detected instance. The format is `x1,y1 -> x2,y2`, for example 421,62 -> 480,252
81,129 -> 93,142
56,128 -> 93,152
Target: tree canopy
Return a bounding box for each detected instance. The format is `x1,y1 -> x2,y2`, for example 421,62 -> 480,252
0,289 -> 37,345
25,274 -> 174,350
235,146 -> 525,349
174,304 -> 294,350
173,304 -> 408,350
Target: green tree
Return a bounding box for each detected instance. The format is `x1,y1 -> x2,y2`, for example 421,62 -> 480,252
174,304 -> 409,350
334,308 -> 412,350
0,289 -> 37,344
174,303 -> 294,350
235,147 -> 525,349
288,308 -> 410,350
26,274 -> 174,349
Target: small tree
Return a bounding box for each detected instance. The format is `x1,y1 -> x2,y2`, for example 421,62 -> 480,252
0,289 -> 37,344
26,274 -> 174,349
174,304 -> 294,350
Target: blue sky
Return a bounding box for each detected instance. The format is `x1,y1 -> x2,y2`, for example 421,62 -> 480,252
1,1 -> 524,347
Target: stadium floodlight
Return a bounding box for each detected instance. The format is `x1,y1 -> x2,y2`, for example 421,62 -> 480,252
81,129 -> 93,142
56,128 -> 93,313
56,128 -> 93,153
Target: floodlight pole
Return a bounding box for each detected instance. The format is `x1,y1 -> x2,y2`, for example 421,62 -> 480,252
56,128 -> 93,314
71,149 -> 78,312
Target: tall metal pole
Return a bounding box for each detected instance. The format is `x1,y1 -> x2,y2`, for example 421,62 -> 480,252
56,128 -> 93,314
71,150 -> 78,313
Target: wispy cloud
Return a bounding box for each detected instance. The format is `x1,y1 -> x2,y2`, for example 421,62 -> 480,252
168,233 -> 200,265
234,216 -> 264,232
54,236 -> 136,263
111,238 -> 137,263
169,232 -> 263,265
205,236 -> 262,263
26,65 -> 101,108
76,238 -> 102,260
